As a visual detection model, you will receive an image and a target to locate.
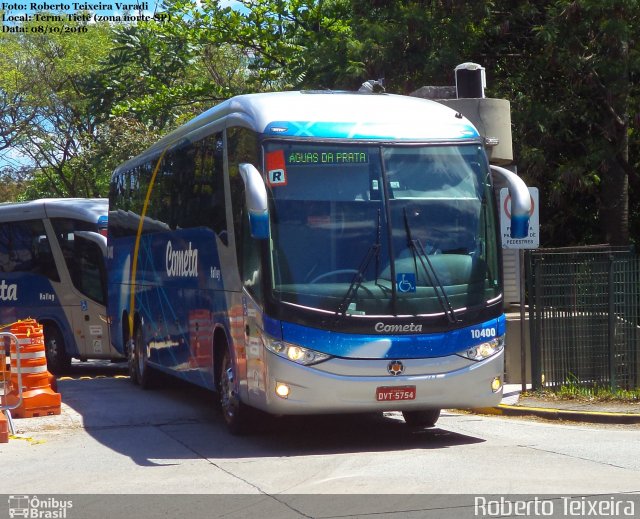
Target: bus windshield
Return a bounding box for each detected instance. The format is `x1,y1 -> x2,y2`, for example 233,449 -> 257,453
265,142 -> 500,318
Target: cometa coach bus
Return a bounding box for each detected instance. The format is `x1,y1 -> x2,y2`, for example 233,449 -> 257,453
108,90 -> 530,433
0,198 -> 123,373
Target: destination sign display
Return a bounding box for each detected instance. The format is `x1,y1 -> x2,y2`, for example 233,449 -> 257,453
286,150 -> 369,166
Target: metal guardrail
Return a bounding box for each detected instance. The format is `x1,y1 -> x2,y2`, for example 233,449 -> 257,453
527,247 -> 640,391
1,331 -> 22,435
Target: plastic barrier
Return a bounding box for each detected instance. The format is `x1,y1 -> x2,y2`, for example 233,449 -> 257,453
1,331 -> 20,443
5,319 -> 61,418
0,412 -> 7,443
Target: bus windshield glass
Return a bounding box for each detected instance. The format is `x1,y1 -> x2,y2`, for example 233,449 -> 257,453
265,142 -> 501,318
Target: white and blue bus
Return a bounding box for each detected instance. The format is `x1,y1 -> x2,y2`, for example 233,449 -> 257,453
0,198 -> 122,373
108,91 -> 530,433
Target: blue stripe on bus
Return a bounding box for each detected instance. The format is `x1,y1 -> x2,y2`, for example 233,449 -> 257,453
278,315 -> 506,359
107,228 -> 226,357
265,121 -> 479,141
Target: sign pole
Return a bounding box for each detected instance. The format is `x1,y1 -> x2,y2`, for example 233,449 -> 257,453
519,249 -> 527,394
500,186 -> 539,395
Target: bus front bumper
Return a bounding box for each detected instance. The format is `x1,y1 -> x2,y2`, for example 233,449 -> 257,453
250,349 -> 504,415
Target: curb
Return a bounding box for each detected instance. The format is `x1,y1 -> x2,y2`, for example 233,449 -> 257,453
471,404 -> 640,425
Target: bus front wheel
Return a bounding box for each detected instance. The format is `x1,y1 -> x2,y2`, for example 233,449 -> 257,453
43,324 -> 71,375
402,409 -> 440,427
218,346 -> 252,435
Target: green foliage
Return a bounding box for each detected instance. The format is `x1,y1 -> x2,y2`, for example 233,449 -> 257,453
347,1 -> 491,93
0,166 -> 30,202
89,21 -> 207,128
1,0 -> 638,250
161,0 -> 356,91
528,371 -> 640,402
0,19 -> 114,198
162,0 -> 492,93
486,0 -> 639,246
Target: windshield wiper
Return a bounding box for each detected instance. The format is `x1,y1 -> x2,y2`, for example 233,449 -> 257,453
402,208 -> 458,324
334,209 -> 382,319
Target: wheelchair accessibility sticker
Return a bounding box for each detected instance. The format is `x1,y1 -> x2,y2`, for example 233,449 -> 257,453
397,273 -> 416,293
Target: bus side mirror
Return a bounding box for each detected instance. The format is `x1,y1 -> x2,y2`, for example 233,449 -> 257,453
490,165 -> 531,238
239,163 -> 269,239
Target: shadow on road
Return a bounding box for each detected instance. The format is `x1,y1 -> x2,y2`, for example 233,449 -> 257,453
53,363 -> 485,466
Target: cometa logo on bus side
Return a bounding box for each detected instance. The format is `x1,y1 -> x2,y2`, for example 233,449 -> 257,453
165,241 -> 198,277
0,279 -> 17,301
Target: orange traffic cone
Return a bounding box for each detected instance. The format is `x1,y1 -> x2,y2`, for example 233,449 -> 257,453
5,319 -> 61,418
0,411 -> 8,443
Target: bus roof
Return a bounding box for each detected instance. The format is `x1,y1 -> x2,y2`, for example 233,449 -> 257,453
0,198 -> 108,223
116,91 -> 481,174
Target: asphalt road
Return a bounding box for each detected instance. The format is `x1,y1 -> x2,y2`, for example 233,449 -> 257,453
2,361 -> 639,518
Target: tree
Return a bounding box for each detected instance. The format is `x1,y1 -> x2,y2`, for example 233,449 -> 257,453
87,10 -> 275,130
1,1 -> 636,247
0,19 -> 115,198
485,0 -> 639,246
162,0 -> 491,93
347,0 -> 491,93
0,165 -> 31,202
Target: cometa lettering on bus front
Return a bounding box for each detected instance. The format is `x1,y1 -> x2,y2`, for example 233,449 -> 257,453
375,322 -> 422,333
166,241 -> 198,277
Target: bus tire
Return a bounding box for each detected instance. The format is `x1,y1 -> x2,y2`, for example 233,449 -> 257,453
402,409 -> 440,427
218,345 -> 252,435
43,323 -> 71,375
132,324 -> 156,389
127,337 -> 139,385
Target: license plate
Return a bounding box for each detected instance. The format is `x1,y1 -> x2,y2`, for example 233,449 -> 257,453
376,386 -> 416,401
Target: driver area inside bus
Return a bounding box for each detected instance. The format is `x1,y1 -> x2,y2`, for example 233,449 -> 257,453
265,143 -> 499,318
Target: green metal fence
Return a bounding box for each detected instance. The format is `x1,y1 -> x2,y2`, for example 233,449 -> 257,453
527,247 -> 640,391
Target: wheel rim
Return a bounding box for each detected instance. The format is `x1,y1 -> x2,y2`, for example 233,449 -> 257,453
44,328 -> 68,370
48,337 -> 59,358
220,355 -> 237,422
135,329 -> 145,378
128,341 -> 137,378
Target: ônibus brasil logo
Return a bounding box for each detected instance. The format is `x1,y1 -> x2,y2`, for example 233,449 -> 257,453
8,495 -> 72,519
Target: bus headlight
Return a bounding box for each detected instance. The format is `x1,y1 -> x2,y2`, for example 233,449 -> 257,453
264,337 -> 332,366
458,336 -> 504,361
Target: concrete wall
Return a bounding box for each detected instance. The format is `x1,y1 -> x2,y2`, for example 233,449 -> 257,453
504,311 -> 531,384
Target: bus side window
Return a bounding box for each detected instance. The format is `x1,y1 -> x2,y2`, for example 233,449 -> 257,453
211,133 -> 227,244
242,212 -> 262,302
0,223 -> 11,272
0,221 -> 60,281
50,218 -> 97,288
74,238 -> 106,305
154,133 -> 229,243
195,132 -> 227,244
227,126 -> 260,285
32,235 -> 60,281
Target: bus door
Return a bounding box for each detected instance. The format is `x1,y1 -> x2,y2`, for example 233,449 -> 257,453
69,231 -> 112,359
